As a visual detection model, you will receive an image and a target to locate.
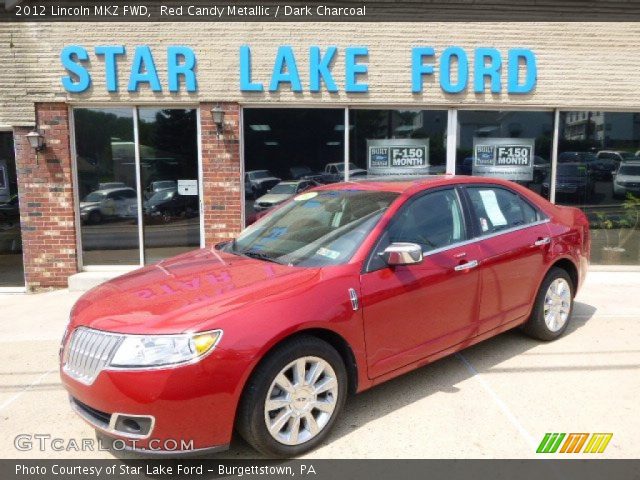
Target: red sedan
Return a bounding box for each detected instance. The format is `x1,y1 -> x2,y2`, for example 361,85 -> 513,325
60,176 -> 590,457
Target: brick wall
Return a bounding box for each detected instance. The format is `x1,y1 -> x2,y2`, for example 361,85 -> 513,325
14,103 -> 78,290
200,103 -> 243,247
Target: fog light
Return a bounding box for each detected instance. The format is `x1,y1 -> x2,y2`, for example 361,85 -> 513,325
122,418 -> 141,433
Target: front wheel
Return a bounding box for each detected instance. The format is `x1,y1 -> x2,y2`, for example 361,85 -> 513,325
522,267 -> 574,341
236,336 -> 347,457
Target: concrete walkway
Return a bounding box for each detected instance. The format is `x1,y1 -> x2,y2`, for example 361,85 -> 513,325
0,272 -> 638,459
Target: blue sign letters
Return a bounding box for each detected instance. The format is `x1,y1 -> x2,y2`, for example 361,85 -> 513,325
61,44 -> 537,95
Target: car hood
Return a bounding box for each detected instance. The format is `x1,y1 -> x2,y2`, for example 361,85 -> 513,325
253,177 -> 280,184
70,248 -> 321,334
256,193 -> 292,204
80,201 -> 100,209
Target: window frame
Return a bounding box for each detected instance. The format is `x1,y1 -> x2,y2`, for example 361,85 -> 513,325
458,183 -> 548,240
70,105 -> 203,271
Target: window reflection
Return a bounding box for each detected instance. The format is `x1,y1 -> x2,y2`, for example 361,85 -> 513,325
138,108 -> 200,264
350,110 -> 447,176
557,112 -> 640,265
243,109 -> 344,226
456,110 -> 553,199
0,132 -> 23,287
75,108 -> 139,265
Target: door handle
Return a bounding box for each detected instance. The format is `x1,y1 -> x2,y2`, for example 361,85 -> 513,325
454,260 -> 478,271
533,237 -> 551,247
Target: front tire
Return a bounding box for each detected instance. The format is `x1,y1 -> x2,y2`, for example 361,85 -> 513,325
236,336 -> 347,457
522,267 -> 574,341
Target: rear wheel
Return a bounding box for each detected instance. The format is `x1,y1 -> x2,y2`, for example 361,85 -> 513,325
237,336 -> 347,457
88,210 -> 102,224
522,267 -> 574,341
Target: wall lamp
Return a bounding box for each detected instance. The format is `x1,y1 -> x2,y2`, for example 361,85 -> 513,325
211,105 -> 224,138
26,130 -> 46,164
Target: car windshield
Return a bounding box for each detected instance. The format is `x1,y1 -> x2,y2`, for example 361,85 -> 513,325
558,164 -> 588,176
83,192 -> 106,202
251,171 -> 271,179
224,190 -> 398,266
620,152 -> 638,160
148,189 -> 175,202
618,165 -> 640,176
269,183 -> 298,194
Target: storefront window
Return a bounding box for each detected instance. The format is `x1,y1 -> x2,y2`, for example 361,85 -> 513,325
74,108 -> 139,265
456,110 -> 554,199
74,107 -> 201,266
138,108 -> 199,264
350,109 -> 447,177
0,132 -> 23,287
243,108 -> 344,226
557,112 -> 640,265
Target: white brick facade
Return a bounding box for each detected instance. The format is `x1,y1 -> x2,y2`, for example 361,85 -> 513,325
2,22 -> 640,126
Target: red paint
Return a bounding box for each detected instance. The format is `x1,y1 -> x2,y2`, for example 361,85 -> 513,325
60,176 -> 589,451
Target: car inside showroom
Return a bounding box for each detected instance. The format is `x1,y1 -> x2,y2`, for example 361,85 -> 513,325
0,1 -> 638,479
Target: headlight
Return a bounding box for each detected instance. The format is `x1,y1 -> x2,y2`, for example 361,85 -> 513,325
109,330 -> 222,368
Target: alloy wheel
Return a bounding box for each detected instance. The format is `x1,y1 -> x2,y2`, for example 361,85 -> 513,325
264,356 -> 338,446
543,278 -> 572,332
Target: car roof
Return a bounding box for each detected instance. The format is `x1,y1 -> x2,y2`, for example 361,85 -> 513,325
92,187 -> 135,194
313,175 -> 528,194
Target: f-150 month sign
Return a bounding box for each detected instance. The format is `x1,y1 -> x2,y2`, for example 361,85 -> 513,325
367,138 -> 430,175
472,137 -> 535,181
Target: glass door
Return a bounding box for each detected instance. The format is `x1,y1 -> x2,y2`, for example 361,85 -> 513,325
138,108 -> 200,264
0,132 -> 24,287
73,107 -> 201,267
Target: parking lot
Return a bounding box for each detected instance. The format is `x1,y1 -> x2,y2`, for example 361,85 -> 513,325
0,271 -> 638,459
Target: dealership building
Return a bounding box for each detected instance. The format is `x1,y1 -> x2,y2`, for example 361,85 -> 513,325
1,11 -> 640,291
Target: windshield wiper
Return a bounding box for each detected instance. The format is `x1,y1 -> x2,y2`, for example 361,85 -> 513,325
239,250 -> 282,264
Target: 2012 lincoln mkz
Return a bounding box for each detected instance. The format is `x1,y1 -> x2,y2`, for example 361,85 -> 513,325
59,176 -> 590,457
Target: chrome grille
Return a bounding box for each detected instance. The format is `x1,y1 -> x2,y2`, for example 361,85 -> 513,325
63,328 -> 123,385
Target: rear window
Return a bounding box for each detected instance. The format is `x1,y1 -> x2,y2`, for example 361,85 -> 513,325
466,186 -> 540,235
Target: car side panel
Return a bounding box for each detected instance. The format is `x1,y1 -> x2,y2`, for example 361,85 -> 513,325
475,221 -> 552,333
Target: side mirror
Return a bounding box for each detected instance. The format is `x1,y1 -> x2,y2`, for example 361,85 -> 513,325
381,242 -> 423,266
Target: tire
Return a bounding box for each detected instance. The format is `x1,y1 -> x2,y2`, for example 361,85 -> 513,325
522,267 -> 574,341
236,335 -> 347,457
88,210 -> 102,224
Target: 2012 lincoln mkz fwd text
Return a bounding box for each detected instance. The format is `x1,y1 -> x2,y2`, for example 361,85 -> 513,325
59,176 -> 589,457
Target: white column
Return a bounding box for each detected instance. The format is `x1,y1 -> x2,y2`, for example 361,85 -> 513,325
446,108 -> 458,175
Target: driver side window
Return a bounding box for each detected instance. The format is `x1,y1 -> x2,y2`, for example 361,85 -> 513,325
367,189 -> 466,272
387,189 -> 466,251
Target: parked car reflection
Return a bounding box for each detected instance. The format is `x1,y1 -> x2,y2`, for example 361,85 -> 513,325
80,187 -> 138,224
245,170 -> 281,199
321,162 -> 367,183
145,180 -> 177,199
253,180 -> 318,212
288,165 -> 324,182
613,162 -> 640,199
143,188 -> 199,223
543,162 -> 596,200
559,151 -> 616,180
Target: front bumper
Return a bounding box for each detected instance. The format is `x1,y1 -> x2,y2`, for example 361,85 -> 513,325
60,352 -> 242,453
